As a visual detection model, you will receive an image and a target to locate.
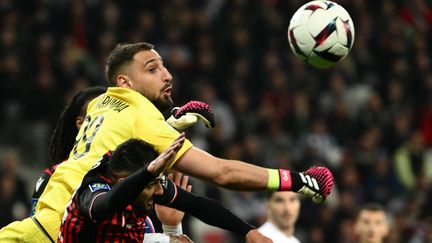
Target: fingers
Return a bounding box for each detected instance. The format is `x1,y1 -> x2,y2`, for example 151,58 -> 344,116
173,132 -> 186,143
161,150 -> 175,162
147,133 -> 187,174
174,172 -> 190,191
174,171 -> 182,185
173,136 -> 185,152
169,134 -> 185,154
160,133 -> 185,161
165,132 -> 185,152
170,171 -> 192,192
166,138 -> 184,154
181,175 -> 189,189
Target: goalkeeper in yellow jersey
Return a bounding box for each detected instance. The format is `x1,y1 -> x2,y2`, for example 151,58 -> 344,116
0,42 -> 334,242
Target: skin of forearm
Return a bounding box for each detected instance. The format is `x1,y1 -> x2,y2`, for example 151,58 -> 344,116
212,159 -> 269,190
175,148 -> 269,191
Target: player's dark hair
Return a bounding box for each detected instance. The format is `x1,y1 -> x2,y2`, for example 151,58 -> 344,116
108,139 -> 159,174
265,191 -> 300,200
105,42 -> 154,86
358,203 -> 386,215
48,87 -> 106,166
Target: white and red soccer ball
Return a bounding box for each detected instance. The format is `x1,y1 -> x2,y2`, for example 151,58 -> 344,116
288,0 -> 355,68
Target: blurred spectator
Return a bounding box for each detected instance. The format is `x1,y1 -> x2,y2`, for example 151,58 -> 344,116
364,153 -> 402,205
420,96 -> 432,147
225,190 -> 266,243
383,109 -> 413,153
352,126 -> 384,177
358,91 -> 387,129
298,117 -> 342,169
230,89 -> 257,139
193,81 -> 236,150
258,191 -> 301,243
354,203 -> 390,243
326,98 -> 358,146
336,166 -> 365,218
0,150 -> 29,227
285,91 -> 311,140
394,130 -> 432,191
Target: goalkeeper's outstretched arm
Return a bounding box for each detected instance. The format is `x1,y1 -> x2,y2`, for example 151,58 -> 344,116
174,147 -> 334,203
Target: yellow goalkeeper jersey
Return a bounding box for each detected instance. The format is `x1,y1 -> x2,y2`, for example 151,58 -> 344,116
34,87 -> 193,239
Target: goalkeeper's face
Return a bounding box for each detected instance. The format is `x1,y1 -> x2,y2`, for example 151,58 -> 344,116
134,177 -> 164,214
122,50 -> 174,113
267,191 -> 300,230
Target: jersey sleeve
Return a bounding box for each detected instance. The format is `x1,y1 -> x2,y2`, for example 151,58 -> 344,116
78,182 -> 111,221
153,176 -> 178,205
134,106 -> 193,170
32,167 -> 56,199
155,179 -> 255,237
31,167 -> 56,216
81,168 -> 157,222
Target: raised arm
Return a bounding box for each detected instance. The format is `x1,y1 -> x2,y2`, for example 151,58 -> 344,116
175,147 -> 268,190
86,134 -> 185,221
175,147 -> 334,203
87,167 -> 157,221
154,179 -> 272,242
155,172 -> 192,228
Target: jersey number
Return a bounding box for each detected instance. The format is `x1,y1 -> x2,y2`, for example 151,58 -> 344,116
72,115 -> 104,159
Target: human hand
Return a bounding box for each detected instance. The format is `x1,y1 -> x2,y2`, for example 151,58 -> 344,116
245,229 -> 273,243
168,234 -> 194,243
156,172 -> 192,226
147,133 -> 185,175
166,101 -> 215,131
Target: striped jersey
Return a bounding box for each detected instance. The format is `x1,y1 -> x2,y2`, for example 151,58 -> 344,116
59,154 -> 177,243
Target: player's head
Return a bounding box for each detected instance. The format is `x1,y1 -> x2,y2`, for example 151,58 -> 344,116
265,191 -> 300,234
105,42 -> 173,112
354,203 -> 389,243
48,86 -> 106,166
107,138 -> 163,212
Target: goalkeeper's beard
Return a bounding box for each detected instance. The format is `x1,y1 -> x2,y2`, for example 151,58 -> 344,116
151,93 -> 173,114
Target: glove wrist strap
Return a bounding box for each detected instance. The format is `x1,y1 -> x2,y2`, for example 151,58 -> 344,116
267,169 -> 280,191
267,169 -> 293,191
279,169 -> 292,191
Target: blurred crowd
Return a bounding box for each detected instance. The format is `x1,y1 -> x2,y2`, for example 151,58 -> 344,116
0,0 -> 432,242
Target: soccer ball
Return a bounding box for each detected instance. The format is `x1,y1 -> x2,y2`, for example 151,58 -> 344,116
288,0 -> 355,68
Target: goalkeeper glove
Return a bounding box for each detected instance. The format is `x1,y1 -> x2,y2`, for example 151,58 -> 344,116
296,166 -> 334,203
166,101 -> 215,131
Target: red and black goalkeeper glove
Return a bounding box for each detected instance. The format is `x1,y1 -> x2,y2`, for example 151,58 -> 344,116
166,101 -> 216,131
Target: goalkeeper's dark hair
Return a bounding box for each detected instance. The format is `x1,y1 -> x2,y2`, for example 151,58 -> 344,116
105,42 -> 154,86
48,87 -> 106,166
108,139 -> 159,174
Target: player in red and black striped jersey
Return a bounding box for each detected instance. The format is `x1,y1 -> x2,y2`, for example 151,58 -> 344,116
59,136 -> 269,243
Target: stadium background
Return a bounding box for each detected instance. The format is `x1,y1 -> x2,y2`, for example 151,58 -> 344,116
0,0 -> 431,242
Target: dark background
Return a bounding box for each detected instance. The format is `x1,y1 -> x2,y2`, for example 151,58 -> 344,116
0,0 -> 431,242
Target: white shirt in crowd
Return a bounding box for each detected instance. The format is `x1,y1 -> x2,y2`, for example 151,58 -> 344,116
258,221 -> 300,243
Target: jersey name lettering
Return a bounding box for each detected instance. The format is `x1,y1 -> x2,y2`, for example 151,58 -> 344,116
96,95 -> 129,113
